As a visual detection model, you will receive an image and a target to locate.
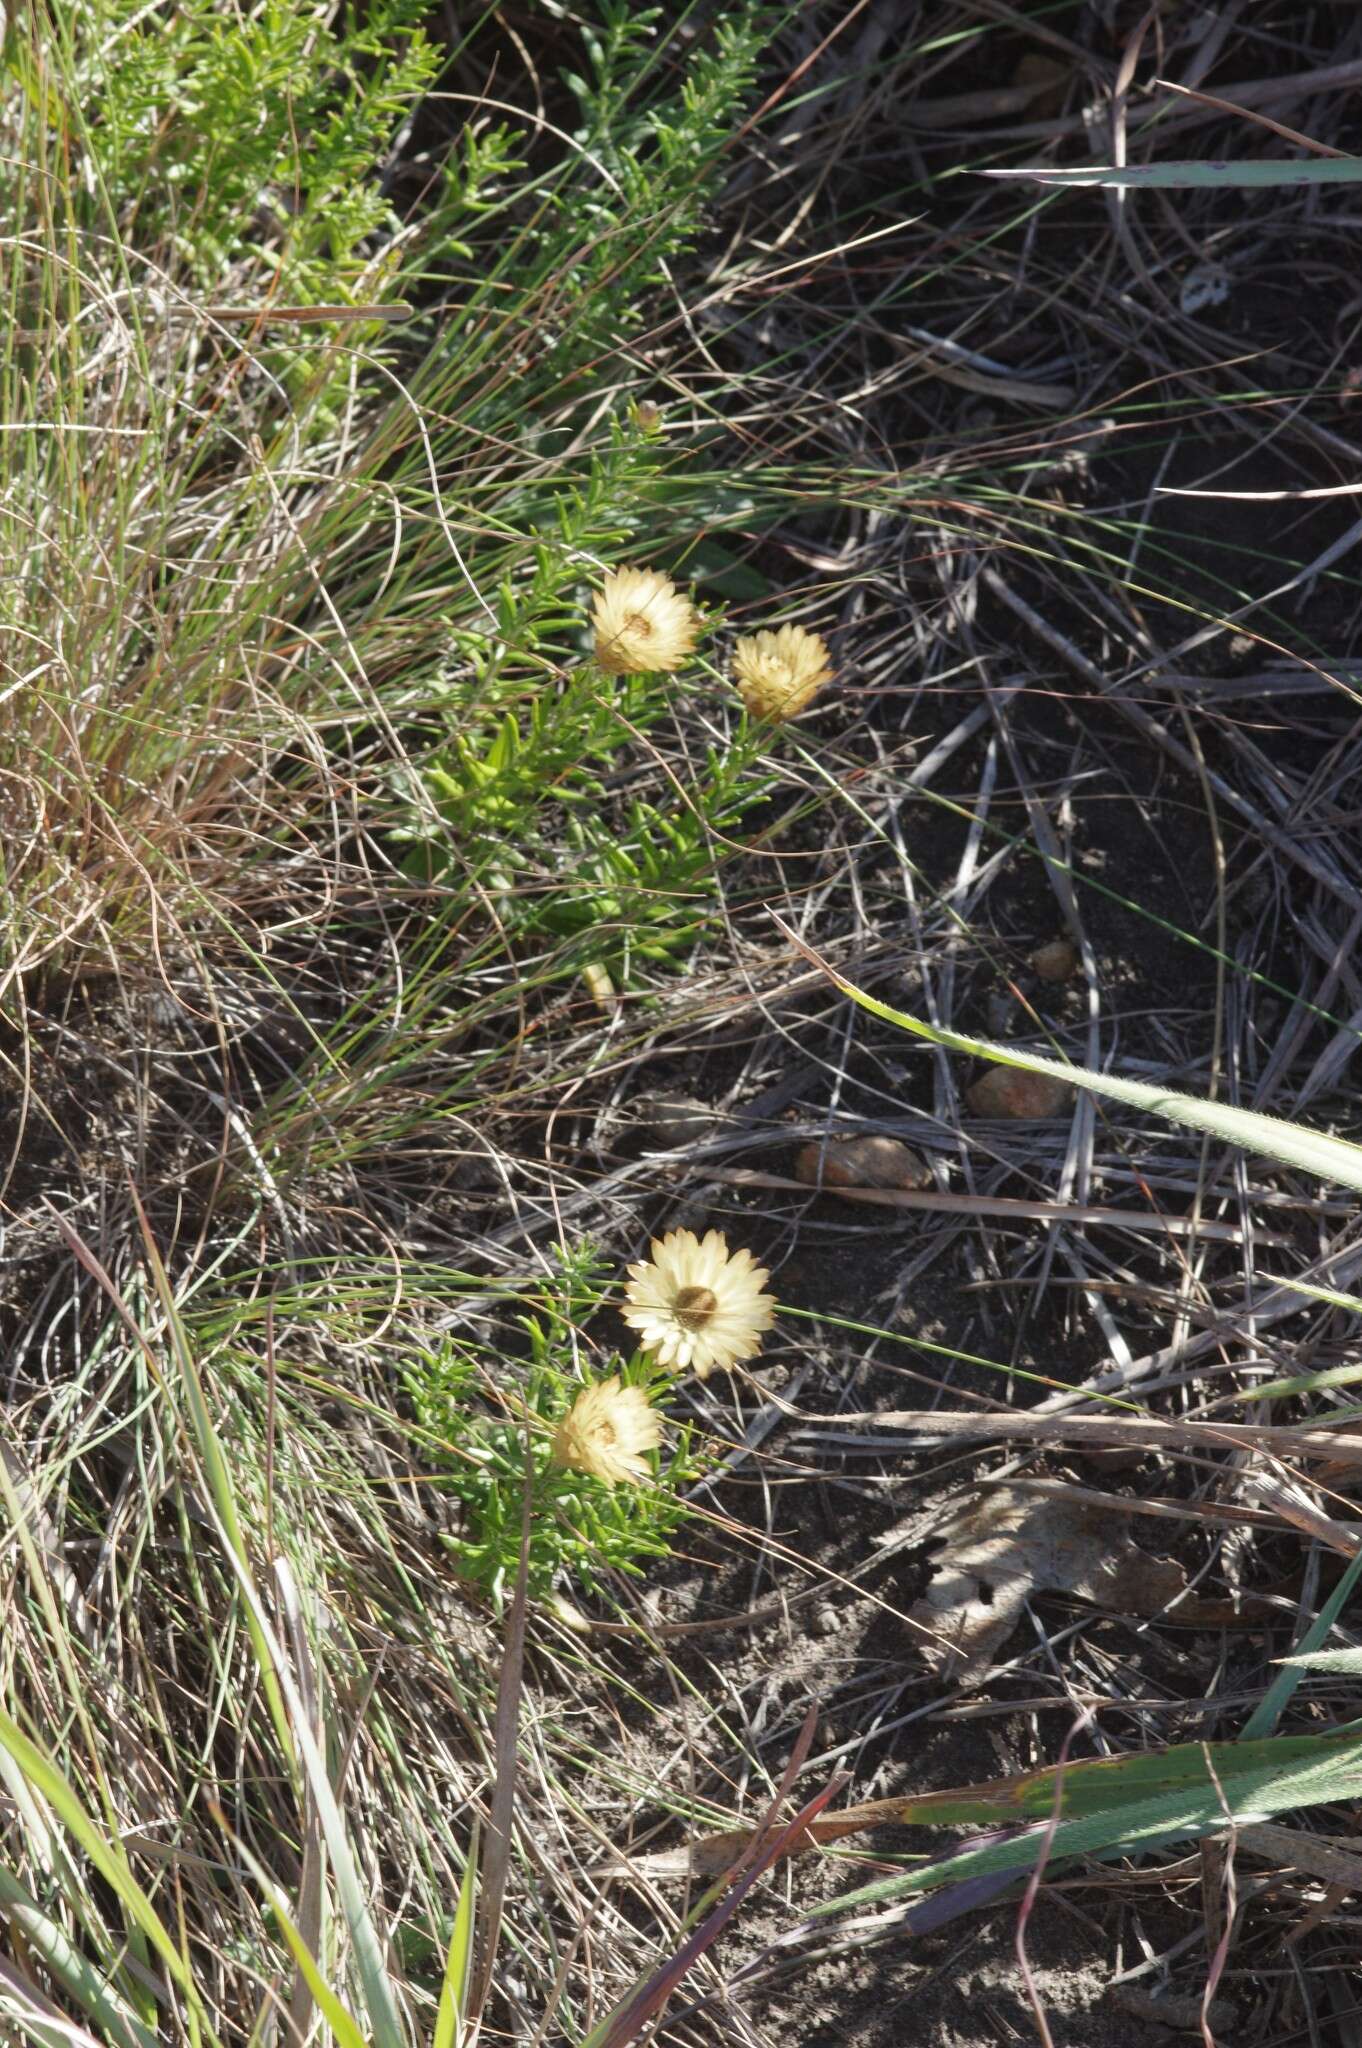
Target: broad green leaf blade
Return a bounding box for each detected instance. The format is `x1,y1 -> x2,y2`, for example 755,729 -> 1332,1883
809,1729 -> 1362,1924
877,1733 -> 1362,1826
984,160 -> 1362,189
783,934 -> 1362,1194
433,1823 -> 479,2048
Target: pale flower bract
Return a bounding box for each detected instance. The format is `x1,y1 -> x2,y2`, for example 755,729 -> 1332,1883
591,566 -> 699,675
551,1376 -> 662,1486
731,623 -> 833,720
621,1227 -> 775,1377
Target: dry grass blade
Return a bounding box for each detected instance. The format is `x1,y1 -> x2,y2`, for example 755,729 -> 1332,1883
705,1166 -> 1279,1243
800,1408 -> 1362,1471
585,1712 -> 839,2048
467,1474 -> 532,2033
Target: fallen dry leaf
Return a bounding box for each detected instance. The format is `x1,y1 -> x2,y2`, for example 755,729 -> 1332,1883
795,1134 -> 930,1191
910,1486 -> 1188,1679
966,1067 -> 1072,1118
1109,1987 -> 1237,2035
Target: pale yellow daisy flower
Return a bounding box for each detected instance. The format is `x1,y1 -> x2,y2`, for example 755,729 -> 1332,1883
591,566 -> 698,675
551,1376 -> 662,1487
732,624 -> 833,720
621,1227 -> 775,1378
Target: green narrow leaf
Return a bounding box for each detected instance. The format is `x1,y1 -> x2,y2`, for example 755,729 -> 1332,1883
807,1729 -> 1362,1925
269,1917 -> 370,2048
227,1827 -> 369,2048
779,930 -> 1362,1194
0,1859 -> 158,2048
433,1822 -> 479,2048
133,1207 -> 408,2048
133,1202 -> 297,1779
230,1554 -> 411,2048
984,159 -> 1362,190
0,1712 -> 195,2002
1241,1547 -> 1362,1738
1241,1276 -> 1362,1398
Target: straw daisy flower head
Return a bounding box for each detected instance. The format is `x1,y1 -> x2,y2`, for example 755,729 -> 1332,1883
621,1227 -> 776,1377
732,624 -> 833,720
551,1376 -> 662,1487
591,566 -> 698,675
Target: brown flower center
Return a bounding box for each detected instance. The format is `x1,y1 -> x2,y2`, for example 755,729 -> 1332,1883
597,1421 -> 617,1446
671,1284 -> 718,1329
625,611 -> 653,638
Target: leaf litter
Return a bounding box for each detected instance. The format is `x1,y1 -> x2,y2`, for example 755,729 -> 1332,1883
908,1485 -> 1189,1680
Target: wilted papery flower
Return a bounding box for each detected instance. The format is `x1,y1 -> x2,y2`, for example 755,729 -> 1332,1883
621,1227 -> 775,1377
591,566 -> 698,675
551,1376 -> 663,1486
732,624 -> 833,720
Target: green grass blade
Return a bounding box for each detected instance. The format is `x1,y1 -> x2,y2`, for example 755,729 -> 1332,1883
433,1821 -> 479,2048
1241,1548 -> 1362,1738
134,1210 -> 408,2048
235,1554 -> 411,2048
808,1728 -> 1362,1923
220,1813 -> 371,2048
0,1712 -> 196,2004
269,1920 -> 370,2048
984,159 -> 1362,189
0,1860 -> 158,2048
777,924 -> 1362,1193
132,1200 -> 298,1780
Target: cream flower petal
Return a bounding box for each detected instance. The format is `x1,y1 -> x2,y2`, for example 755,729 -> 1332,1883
621,1227 -> 776,1378
551,1376 -> 663,1486
731,624 -> 833,720
591,567 -> 699,675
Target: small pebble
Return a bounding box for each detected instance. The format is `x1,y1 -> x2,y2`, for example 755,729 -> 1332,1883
966,1068 -> 1072,1119
795,1134 -> 931,1191
635,1094 -> 718,1148
1030,937 -> 1079,983
985,989 -> 1015,1037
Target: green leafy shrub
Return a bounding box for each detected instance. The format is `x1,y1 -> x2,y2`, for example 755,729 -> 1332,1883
404,1247 -> 700,1607
34,0 -> 439,298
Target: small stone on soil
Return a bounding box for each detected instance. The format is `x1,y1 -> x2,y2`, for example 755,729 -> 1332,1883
966,1068 -> 1072,1119
634,1094 -> 719,1148
1029,936 -> 1079,982
795,1134 -> 931,1190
